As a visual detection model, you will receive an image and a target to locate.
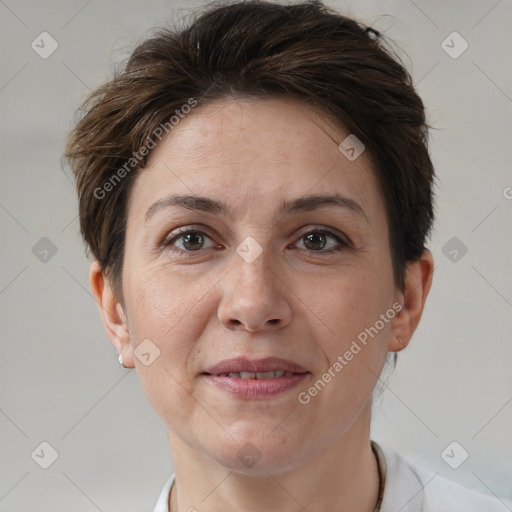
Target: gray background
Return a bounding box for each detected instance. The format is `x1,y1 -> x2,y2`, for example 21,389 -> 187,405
1,0 -> 511,510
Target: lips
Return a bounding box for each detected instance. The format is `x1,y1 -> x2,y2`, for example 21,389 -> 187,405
203,356 -> 309,376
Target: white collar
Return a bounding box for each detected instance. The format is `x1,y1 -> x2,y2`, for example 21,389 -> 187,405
152,472 -> 174,512
378,443 -> 427,512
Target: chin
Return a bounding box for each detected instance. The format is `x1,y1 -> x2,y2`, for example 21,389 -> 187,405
211,435 -> 307,476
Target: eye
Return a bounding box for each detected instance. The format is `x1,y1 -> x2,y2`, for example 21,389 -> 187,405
162,226 -> 349,257
163,229 -> 217,253
294,229 -> 348,253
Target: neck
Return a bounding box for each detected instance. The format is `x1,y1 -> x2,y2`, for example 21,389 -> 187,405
168,402 -> 379,512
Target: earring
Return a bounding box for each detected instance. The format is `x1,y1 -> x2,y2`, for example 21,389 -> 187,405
118,353 -> 125,367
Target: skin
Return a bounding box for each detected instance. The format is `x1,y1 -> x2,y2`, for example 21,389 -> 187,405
90,96 -> 434,512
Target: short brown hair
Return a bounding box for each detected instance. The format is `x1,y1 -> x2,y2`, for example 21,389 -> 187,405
64,0 -> 436,301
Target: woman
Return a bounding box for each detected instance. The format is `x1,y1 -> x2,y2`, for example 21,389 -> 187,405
64,1 -> 509,510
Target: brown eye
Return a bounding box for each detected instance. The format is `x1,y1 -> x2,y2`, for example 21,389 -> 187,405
303,232 -> 327,250
296,229 -> 347,253
180,232 -> 205,251
164,229 -> 216,253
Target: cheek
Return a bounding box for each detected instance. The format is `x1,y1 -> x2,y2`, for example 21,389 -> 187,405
302,259 -> 393,396
126,262 -> 208,340
306,259 -> 392,341
123,265 -> 200,385
124,261 -> 227,382
123,266 -> 209,422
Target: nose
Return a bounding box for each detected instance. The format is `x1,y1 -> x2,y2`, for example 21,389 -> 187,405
217,245 -> 292,332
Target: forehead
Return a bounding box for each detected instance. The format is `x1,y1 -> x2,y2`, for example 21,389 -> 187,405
128,96 -> 385,229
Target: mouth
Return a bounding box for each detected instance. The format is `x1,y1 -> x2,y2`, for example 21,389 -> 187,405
203,356 -> 309,376
204,370 -> 300,379
201,357 -> 310,399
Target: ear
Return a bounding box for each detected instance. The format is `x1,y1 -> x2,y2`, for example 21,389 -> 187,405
89,260 -> 134,368
388,249 -> 434,352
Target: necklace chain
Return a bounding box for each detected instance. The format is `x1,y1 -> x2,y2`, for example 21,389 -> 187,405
371,440 -> 386,512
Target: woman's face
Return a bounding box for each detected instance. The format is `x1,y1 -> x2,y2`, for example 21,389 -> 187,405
119,96 -> 405,473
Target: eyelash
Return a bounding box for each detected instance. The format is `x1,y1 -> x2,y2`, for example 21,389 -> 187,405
162,227 -> 349,257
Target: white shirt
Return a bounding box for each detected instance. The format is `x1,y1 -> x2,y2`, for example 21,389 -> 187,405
152,442 -> 511,512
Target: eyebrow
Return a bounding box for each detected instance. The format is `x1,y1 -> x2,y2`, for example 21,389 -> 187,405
144,193 -> 369,224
